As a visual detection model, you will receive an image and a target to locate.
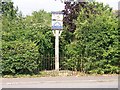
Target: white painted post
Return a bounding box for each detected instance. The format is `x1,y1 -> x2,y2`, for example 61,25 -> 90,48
52,11 -> 63,71
55,30 -> 59,71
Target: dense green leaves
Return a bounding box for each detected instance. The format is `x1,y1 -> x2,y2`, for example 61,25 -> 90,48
1,1 -> 119,75
1,2 -> 50,75
63,2 -> 119,74
2,41 -> 39,75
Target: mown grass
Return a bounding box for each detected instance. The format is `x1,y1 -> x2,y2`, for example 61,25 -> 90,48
2,70 -> 118,78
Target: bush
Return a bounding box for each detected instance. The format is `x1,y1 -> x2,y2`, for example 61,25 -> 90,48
2,41 -> 39,75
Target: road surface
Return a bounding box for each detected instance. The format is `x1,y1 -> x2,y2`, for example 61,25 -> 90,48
1,75 -> 118,88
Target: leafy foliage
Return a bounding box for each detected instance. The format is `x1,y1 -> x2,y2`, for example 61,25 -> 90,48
63,2 -> 119,74
2,2 -> 47,75
1,1 -> 119,75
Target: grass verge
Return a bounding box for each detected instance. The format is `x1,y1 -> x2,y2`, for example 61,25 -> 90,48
2,70 -> 118,78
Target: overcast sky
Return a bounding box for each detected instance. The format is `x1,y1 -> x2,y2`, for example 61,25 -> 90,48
12,0 -> 119,16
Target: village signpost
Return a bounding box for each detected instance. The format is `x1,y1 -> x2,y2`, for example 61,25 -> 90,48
52,11 -> 63,71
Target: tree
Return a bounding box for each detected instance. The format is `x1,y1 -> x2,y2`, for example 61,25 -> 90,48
2,1 -> 39,75
2,1 -> 17,19
64,2 -> 119,74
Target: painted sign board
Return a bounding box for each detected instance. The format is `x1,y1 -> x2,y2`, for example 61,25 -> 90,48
52,12 -> 63,30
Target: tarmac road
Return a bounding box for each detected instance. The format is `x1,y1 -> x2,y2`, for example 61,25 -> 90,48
1,75 -> 118,88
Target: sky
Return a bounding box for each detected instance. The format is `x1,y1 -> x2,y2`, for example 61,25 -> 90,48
12,0 -> 119,16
